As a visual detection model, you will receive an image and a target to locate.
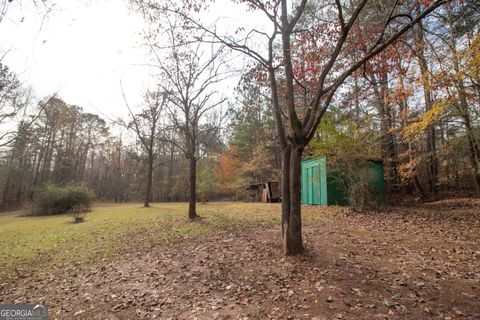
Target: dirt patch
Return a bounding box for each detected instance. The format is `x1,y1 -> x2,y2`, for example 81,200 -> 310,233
1,199 -> 479,319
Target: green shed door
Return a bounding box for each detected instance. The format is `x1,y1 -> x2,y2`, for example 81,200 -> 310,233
319,158 -> 327,205
301,157 -> 327,205
301,162 -> 310,204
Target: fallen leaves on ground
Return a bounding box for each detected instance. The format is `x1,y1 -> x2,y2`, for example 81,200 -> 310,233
1,198 -> 479,319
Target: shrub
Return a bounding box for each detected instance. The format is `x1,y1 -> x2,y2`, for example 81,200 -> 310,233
34,184 -> 94,216
70,205 -> 88,223
347,178 -> 379,211
346,163 -> 384,210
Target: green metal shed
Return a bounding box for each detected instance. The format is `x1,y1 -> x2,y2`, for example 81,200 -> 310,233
301,156 -> 386,206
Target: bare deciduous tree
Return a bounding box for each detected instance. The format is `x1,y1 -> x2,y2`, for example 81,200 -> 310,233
122,88 -> 167,208
138,11 -> 228,218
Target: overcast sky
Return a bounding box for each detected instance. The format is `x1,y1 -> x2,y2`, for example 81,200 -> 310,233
0,0 -> 268,121
1,0 -> 153,120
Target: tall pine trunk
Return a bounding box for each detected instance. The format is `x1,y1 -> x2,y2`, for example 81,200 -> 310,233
416,21 -> 438,199
372,71 -> 398,192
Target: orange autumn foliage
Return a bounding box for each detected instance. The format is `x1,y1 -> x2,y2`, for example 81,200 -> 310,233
215,147 -> 243,192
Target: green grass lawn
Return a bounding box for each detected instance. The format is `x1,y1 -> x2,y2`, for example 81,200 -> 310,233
0,202 -> 332,279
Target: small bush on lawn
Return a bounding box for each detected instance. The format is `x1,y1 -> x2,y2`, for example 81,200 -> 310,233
34,184 -> 94,216
70,205 -> 88,223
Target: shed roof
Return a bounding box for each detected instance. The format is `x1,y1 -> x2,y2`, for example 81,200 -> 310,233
302,154 -> 383,164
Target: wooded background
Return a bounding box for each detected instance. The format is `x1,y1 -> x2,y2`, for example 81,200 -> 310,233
0,0 -> 478,210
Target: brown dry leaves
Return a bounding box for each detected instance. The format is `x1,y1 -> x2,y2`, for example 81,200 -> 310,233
1,198 -> 479,319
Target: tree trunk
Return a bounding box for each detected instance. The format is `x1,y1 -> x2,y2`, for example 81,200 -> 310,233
188,155 -> 198,219
281,145 -> 291,238
144,152 -> 153,208
408,143 -> 426,199
372,71 -> 398,192
412,173 -> 426,199
2,175 -> 12,209
282,144 -> 304,255
167,145 -> 174,202
456,82 -> 480,192
416,22 -> 438,199
423,93 -> 439,199
454,72 -> 480,192
465,121 -> 480,192
446,7 -> 480,193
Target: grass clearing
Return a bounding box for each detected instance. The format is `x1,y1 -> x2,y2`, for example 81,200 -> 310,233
0,202 -> 333,279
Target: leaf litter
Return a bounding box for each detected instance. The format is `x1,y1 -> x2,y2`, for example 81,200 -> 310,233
1,198 -> 479,319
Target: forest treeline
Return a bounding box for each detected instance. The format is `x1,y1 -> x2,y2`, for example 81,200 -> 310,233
220,0 -> 480,201
0,0 -> 479,211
